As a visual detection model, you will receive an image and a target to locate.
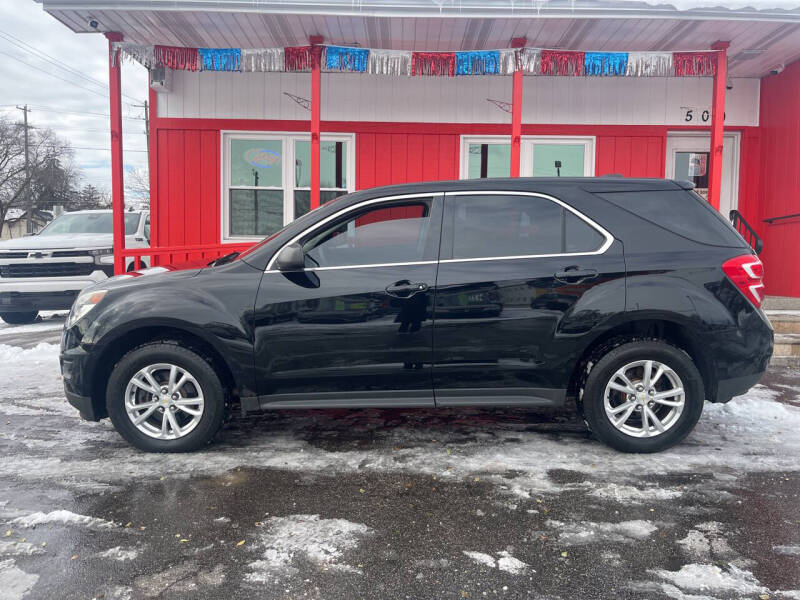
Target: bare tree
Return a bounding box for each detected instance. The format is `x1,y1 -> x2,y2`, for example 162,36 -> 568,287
125,166 -> 150,209
0,116 -> 69,229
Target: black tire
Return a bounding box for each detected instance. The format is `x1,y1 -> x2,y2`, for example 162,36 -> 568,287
0,311 -> 39,325
106,342 -> 227,452
582,340 -> 704,453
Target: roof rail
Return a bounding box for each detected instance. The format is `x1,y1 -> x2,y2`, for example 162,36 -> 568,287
674,180 -> 696,190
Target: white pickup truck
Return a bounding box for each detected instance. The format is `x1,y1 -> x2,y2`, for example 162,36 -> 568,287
0,209 -> 150,324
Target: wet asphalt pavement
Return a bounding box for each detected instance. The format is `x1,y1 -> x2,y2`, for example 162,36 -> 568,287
1,318 -> 799,599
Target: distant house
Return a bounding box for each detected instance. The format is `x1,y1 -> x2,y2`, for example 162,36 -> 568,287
1,209 -> 54,240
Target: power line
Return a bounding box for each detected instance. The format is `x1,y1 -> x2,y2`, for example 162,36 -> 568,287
0,29 -> 142,103
0,104 -> 145,121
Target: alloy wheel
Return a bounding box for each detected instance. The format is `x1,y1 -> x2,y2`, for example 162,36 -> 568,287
603,359 -> 685,438
124,363 -> 205,440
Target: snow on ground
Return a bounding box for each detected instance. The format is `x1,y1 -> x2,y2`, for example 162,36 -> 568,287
95,546 -> 139,561
546,519 -> 658,545
0,542 -> 45,557
2,343 -> 800,501
0,559 -> 39,600
245,515 -> 372,582
463,550 -> 530,575
10,510 -> 119,530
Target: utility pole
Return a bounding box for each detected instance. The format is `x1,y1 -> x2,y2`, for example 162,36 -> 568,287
15,105 -> 32,233
132,100 -> 149,163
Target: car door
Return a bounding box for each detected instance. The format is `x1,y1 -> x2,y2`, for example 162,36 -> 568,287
252,194 -> 443,407
432,191 -> 626,406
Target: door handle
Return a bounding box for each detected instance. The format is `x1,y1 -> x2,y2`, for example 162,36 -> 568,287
385,280 -> 429,298
554,267 -> 598,284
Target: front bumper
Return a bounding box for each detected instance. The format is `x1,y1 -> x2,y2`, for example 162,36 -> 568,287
64,388 -> 98,421
60,343 -> 103,421
0,290 -> 79,312
0,270 -> 111,311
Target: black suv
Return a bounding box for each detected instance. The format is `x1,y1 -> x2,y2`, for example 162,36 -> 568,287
60,178 -> 773,453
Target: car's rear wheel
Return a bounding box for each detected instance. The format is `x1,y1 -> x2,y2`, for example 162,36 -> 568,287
0,311 -> 39,325
582,340 -> 704,453
106,342 -> 226,452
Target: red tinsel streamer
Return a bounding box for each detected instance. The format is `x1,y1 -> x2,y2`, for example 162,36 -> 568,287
285,46 -> 314,71
540,50 -> 585,76
411,52 -> 456,77
673,52 -> 717,77
154,45 -> 198,71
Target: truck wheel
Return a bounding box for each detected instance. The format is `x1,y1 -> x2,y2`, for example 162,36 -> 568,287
106,342 -> 227,452
0,311 -> 39,325
582,340 -> 704,453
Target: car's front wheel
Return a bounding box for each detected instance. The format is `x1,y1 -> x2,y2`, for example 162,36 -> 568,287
582,340 -> 704,453
106,342 -> 227,452
0,311 -> 39,325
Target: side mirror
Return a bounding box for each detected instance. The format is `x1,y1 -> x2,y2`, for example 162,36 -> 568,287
274,243 -> 305,272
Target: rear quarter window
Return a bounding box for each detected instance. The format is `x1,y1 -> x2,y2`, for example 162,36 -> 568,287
596,190 -> 747,247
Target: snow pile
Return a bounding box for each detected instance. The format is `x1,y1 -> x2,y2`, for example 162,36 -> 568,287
463,550 -> 529,575
0,542 -> 45,557
0,559 -> 38,600
10,510 -> 118,530
547,519 -> 658,545
590,483 -> 683,503
649,563 -> 766,596
246,514 -> 372,582
96,546 -> 139,561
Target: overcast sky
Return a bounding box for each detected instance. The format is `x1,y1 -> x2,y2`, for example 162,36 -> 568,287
0,0 -> 149,194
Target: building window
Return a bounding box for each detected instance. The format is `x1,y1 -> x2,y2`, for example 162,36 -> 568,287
222,132 -> 355,242
460,136 -> 595,179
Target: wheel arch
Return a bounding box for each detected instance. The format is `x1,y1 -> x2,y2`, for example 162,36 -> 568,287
89,324 -> 240,420
568,316 -> 715,404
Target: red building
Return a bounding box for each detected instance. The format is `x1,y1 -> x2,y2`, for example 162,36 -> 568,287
38,0 -> 800,297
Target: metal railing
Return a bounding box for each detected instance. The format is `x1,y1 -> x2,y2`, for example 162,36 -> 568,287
763,212 -> 800,225
729,210 -> 763,255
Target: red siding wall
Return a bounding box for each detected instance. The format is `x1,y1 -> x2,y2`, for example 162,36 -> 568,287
758,61 -> 800,297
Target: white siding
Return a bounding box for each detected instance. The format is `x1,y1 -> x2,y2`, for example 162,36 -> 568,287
157,71 -> 759,127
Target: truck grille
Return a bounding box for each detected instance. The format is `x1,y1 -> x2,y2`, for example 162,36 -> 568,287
0,252 -> 28,259
0,263 -> 96,278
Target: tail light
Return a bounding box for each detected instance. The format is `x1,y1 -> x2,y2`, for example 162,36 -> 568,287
722,254 -> 765,308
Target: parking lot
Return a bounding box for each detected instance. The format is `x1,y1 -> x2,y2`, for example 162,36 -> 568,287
1,316 -> 799,599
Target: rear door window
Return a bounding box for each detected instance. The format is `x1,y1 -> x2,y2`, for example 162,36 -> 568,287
445,194 -> 607,260
597,189 -> 746,247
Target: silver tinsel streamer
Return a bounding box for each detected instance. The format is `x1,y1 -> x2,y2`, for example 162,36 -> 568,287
518,48 -> 541,74
112,43 -> 156,68
367,49 -> 412,76
241,48 -> 285,72
625,52 -> 673,77
498,49 -> 518,75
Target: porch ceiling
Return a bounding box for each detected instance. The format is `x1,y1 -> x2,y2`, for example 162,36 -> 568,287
37,1 -> 800,77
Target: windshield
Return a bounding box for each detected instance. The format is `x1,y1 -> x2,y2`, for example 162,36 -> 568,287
39,212 -> 140,236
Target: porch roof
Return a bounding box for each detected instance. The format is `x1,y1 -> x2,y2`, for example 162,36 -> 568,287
37,0 -> 800,77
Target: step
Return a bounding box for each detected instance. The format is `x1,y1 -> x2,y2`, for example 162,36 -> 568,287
775,333 -> 800,356
764,296 -> 800,311
765,311 -> 800,334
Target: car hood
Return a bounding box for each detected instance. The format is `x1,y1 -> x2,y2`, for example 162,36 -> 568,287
0,233 -> 113,250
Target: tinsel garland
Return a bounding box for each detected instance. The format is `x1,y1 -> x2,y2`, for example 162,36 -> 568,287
518,48 -> 541,74
111,43 -> 155,68
154,45 -> 198,71
199,48 -> 241,71
241,48 -> 284,72
367,49 -> 412,76
584,52 -> 628,76
625,52 -> 673,77
674,52 -> 717,77
540,50 -> 584,76
456,50 -> 500,75
498,49 -> 518,75
284,46 -> 314,71
325,45 -> 369,72
411,52 -> 456,77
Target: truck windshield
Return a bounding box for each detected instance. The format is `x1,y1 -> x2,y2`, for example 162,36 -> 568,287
39,213 -> 140,236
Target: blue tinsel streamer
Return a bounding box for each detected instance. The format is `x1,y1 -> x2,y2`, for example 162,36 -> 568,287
325,45 -> 369,72
456,50 -> 500,75
199,48 -> 241,71
584,52 -> 628,76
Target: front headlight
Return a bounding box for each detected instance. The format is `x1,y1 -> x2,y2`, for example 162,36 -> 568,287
67,289 -> 107,328
89,248 -> 114,264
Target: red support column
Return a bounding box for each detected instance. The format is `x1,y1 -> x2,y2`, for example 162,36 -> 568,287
310,35 -> 323,210
106,32 -> 126,274
510,37 -> 526,177
708,40 -> 730,212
